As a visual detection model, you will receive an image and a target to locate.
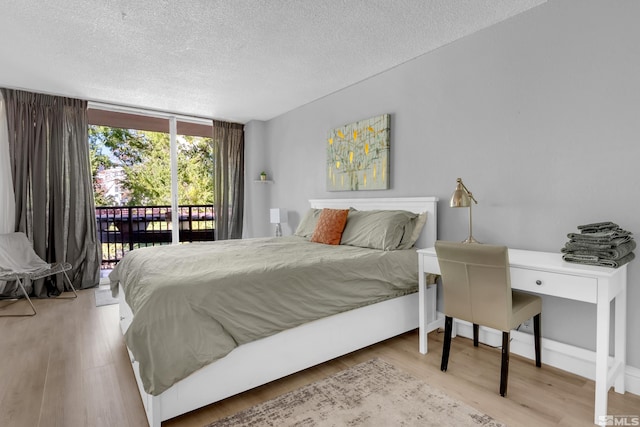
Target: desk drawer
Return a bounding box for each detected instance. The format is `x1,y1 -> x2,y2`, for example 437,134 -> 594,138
510,268 -> 597,304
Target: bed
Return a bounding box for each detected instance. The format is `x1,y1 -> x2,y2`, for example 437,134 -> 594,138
112,196 -> 438,427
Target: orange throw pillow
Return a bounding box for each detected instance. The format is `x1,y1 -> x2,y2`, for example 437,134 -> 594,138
311,208 -> 350,245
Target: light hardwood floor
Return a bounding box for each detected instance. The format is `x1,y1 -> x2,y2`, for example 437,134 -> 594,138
1,288 -> 638,427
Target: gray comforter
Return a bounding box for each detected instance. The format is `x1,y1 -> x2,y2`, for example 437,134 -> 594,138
110,236 -> 418,395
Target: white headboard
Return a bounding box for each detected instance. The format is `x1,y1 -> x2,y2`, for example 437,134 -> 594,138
308,197 -> 438,249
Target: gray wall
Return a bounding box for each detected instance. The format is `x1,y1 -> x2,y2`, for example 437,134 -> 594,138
243,119 -> 269,239
244,0 -> 640,368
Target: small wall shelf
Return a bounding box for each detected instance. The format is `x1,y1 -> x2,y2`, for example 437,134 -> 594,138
254,180 -> 274,183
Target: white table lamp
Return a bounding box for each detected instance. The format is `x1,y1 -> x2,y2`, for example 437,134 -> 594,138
270,208 -> 288,237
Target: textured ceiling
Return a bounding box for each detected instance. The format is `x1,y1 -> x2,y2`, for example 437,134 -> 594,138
0,0 -> 545,123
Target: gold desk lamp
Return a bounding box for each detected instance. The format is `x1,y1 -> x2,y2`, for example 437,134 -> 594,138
450,178 -> 479,244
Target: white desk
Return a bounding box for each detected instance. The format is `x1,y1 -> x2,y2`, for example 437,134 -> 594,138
417,247 -> 628,426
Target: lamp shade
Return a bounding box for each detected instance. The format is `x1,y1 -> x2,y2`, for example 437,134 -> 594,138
270,208 -> 288,224
450,182 -> 471,208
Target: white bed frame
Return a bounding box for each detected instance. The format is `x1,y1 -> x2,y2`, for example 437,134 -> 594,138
118,197 -> 438,427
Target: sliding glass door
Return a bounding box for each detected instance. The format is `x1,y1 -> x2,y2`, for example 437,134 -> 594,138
88,106 -> 214,268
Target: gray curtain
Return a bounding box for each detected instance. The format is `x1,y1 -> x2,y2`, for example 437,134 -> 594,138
0,92 -> 15,234
1,88 -> 101,297
213,120 -> 244,240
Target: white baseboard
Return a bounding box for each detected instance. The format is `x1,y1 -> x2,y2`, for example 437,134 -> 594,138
449,318 -> 640,397
626,365 -> 640,396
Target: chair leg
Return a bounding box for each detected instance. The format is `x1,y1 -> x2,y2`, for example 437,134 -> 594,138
56,270 -> 78,299
473,323 -> 479,347
441,316 -> 453,372
533,313 -> 542,368
500,331 -> 510,397
0,278 -> 36,317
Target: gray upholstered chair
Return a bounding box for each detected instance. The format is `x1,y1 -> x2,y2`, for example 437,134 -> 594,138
435,240 -> 542,397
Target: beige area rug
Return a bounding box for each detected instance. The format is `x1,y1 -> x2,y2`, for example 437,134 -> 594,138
206,358 -> 505,427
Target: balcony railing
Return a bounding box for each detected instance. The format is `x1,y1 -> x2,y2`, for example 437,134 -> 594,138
96,205 -> 215,268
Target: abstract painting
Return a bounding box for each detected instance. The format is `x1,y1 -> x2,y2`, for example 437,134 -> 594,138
326,114 -> 390,191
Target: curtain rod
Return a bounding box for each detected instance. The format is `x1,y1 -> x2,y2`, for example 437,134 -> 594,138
88,101 -> 213,126
2,86 -> 214,125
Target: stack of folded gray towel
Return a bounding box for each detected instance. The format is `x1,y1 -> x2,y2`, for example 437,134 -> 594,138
561,221 -> 635,268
